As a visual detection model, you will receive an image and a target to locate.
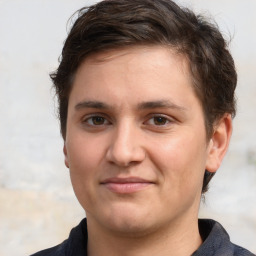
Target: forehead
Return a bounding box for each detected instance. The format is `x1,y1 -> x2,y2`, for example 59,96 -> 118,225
82,45 -> 187,71
70,45 -> 198,110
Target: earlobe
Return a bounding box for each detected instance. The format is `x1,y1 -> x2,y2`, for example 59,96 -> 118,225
206,114 -> 232,173
63,144 -> 70,168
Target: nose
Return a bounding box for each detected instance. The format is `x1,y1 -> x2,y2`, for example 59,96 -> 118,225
106,121 -> 146,167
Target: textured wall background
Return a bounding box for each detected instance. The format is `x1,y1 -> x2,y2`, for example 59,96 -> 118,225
0,0 -> 255,255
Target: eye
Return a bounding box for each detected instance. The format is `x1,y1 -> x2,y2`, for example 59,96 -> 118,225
146,115 -> 172,126
83,115 -> 110,126
152,116 -> 168,125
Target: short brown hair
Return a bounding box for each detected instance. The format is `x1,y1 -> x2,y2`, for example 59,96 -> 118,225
50,0 -> 237,193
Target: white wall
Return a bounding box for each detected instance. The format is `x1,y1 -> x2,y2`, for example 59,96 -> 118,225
0,0 -> 255,255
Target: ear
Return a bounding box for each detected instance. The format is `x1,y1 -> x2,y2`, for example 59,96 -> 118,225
206,114 -> 232,173
63,143 -> 69,168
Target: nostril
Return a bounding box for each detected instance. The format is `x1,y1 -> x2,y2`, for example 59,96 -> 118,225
106,143 -> 146,167
105,125 -> 146,166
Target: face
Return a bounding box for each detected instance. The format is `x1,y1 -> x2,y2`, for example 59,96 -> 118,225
64,46 -> 215,236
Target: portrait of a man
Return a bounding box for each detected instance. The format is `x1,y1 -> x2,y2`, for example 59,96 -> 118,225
29,0 -> 255,255
0,0 -> 255,256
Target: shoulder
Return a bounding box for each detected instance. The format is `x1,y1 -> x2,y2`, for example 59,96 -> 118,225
194,219 -> 255,256
29,218 -> 88,256
233,244 -> 255,256
29,241 -> 67,256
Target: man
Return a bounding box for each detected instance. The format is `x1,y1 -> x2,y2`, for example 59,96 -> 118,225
31,0 -> 255,255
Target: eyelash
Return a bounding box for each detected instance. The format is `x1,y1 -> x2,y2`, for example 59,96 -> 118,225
146,115 -> 173,127
82,115 -> 111,127
81,114 -> 174,128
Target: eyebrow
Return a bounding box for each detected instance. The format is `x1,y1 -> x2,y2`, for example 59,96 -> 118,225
75,100 -> 111,110
138,100 -> 187,111
74,100 -> 187,112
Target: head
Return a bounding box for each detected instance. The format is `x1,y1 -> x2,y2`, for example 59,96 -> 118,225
51,0 -> 236,194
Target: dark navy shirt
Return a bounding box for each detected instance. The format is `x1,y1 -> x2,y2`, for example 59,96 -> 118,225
30,218 -> 255,256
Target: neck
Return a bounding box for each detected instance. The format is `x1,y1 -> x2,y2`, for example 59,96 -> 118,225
87,215 -> 202,256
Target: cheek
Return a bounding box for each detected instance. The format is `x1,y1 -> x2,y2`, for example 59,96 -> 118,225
148,134 -> 207,190
66,138 -> 103,212
67,132 -> 106,173
66,134 -> 107,200
149,134 -> 194,167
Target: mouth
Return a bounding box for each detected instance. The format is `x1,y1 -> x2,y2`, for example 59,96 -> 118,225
100,177 -> 154,194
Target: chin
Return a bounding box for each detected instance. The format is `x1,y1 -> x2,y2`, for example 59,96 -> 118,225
98,204 -> 158,237
108,219 -> 155,237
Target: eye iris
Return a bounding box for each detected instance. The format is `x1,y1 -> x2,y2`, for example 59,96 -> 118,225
154,116 -> 167,125
92,116 -> 105,125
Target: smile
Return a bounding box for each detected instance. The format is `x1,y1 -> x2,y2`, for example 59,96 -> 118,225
100,177 -> 154,194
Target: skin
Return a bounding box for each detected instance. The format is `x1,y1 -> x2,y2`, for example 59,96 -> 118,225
64,46 -> 232,256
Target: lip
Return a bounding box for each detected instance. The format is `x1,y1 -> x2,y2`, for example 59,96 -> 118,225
100,177 -> 154,194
